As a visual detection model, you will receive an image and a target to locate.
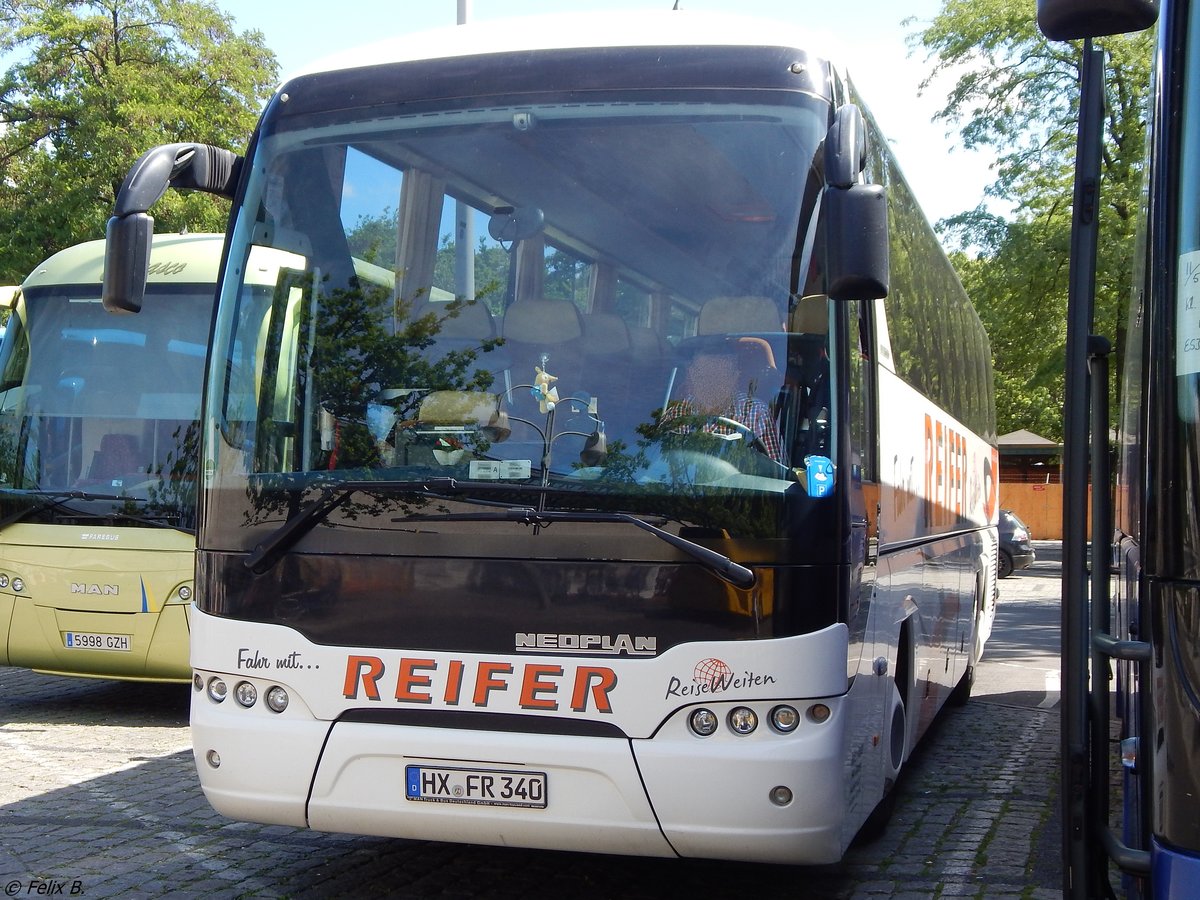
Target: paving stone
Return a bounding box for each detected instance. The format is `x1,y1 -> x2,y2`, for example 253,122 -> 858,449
0,576 -> 1066,899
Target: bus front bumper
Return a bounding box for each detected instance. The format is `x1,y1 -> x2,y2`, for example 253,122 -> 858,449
191,678 -> 848,865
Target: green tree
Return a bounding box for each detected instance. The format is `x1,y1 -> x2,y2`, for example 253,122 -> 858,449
910,0 -> 1152,440
0,0 -> 278,281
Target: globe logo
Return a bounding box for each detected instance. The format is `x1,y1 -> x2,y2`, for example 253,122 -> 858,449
693,657 -> 732,691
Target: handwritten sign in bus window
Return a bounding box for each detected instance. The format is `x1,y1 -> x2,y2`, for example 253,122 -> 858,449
1177,250 -> 1200,376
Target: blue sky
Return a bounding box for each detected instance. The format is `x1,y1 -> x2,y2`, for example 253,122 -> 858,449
220,1 -> 991,229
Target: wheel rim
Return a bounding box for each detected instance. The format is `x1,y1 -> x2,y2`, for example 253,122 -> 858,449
998,551 -> 1013,578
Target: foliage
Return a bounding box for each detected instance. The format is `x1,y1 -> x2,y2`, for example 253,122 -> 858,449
0,0 -> 278,281
910,0 -> 1153,440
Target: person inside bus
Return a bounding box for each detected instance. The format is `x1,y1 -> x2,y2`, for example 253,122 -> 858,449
659,342 -> 783,462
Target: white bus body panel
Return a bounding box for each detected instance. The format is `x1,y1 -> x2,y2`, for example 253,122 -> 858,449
190,698 -> 327,828
309,724 -> 670,857
634,699 -> 849,863
288,12 -> 846,83
189,610 -> 880,864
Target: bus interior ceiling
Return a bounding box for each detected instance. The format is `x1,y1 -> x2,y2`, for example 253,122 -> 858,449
356,116 -> 812,304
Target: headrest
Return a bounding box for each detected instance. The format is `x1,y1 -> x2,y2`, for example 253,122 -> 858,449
582,312 -> 630,355
417,391 -> 497,425
418,299 -> 495,340
627,326 -> 664,358
789,294 -> 829,334
502,297 -> 584,344
698,296 -> 783,335
100,433 -> 139,452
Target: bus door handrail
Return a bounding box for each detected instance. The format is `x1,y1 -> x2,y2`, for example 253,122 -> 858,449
1087,335 -> 1153,878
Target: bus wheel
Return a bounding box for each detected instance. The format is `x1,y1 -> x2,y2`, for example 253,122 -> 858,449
853,681 -> 906,845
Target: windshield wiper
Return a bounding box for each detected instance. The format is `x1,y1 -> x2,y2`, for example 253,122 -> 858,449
245,477 -> 511,574
395,506 -> 756,589
245,477 -> 755,588
0,489 -> 131,531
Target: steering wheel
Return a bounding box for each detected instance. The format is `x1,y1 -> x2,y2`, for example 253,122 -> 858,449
703,416 -> 773,458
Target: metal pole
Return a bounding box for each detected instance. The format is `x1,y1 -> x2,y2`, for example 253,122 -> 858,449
455,0 -> 475,304
1061,38 -> 1106,899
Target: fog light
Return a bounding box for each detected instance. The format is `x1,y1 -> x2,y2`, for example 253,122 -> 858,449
234,681 -> 258,708
265,686 -> 290,713
178,585 -> 192,602
205,749 -> 221,769
728,706 -> 758,735
689,708 -> 719,736
807,703 -> 832,724
192,673 -> 203,691
769,785 -> 793,806
206,677 -> 228,703
11,577 -> 23,592
770,705 -> 800,733
0,574 -> 8,588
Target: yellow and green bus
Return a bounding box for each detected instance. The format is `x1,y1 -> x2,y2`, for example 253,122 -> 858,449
0,233 -> 225,682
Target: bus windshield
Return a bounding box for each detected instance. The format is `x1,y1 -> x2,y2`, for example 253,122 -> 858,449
0,285 -> 212,528
211,88 -> 838,541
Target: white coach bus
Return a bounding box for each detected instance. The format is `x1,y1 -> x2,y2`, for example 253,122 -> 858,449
101,11 -> 997,864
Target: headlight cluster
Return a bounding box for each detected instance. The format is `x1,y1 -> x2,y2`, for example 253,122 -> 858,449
0,573 -> 26,592
194,673 -> 289,713
687,703 -> 831,737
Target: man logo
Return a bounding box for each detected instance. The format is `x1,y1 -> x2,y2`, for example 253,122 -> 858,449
70,583 -> 119,595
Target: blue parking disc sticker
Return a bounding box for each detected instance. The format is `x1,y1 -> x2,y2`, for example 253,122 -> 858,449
805,456 -> 835,497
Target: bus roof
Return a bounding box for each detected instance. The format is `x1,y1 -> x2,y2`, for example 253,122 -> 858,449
22,232 -> 226,290
285,10 -> 843,83
20,233 -> 313,291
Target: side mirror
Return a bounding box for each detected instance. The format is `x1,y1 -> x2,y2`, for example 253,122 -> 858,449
102,142 -> 242,314
102,213 -> 154,313
819,103 -> 888,300
825,183 -> 889,301
1037,0 -> 1158,40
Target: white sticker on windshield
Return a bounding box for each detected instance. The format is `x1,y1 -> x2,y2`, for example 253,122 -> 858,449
469,459 -> 532,480
1177,250 -> 1200,375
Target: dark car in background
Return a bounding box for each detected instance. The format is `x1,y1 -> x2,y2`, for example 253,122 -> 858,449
998,509 -> 1036,578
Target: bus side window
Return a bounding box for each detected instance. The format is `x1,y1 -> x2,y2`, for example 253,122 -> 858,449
849,299 -> 876,482
784,296 -> 831,460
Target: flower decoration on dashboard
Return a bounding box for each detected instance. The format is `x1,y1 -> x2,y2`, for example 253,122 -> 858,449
432,434 -> 465,466
531,365 -> 560,414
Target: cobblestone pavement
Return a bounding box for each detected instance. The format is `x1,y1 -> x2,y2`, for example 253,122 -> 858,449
0,561 -> 1063,899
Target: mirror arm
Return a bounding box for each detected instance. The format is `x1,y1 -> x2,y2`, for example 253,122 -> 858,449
824,104 -> 867,189
103,143 -> 242,314
114,143 -> 242,217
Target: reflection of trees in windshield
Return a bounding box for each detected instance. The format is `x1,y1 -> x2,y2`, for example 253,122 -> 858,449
142,420 -> 201,528
306,278 -> 506,471
0,418 -> 21,487
244,263 -> 508,526
239,255 -> 796,538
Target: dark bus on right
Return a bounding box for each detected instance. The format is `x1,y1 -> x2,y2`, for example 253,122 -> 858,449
1039,0 -> 1200,897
